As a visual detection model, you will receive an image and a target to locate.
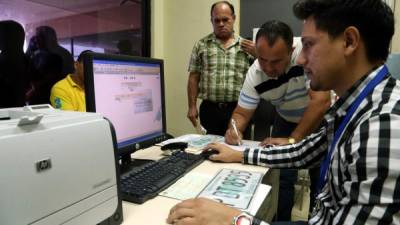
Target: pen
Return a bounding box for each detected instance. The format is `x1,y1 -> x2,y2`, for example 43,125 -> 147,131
231,119 -> 242,145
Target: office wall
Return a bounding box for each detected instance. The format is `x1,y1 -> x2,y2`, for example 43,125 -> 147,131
240,0 -> 303,38
151,0 -> 240,136
391,3 -> 400,53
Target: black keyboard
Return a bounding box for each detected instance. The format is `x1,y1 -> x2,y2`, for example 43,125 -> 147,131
120,151 -> 205,204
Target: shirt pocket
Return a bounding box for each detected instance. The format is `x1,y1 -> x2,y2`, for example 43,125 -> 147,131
202,49 -> 218,76
234,61 -> 249,83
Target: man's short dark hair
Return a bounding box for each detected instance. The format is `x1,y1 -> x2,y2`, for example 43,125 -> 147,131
256,20 -> 294,51
210,1 -> 235,17
293,0 -> 394,62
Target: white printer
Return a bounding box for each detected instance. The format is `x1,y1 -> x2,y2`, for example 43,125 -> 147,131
0,105 -> 119,225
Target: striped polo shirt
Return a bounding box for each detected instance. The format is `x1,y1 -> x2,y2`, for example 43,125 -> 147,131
238,40 -> 308,123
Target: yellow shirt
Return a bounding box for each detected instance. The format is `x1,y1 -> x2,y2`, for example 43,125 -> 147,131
50,74 -> 86,112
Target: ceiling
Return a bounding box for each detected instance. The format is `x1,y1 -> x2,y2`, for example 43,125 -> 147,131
0,0 -> 140,26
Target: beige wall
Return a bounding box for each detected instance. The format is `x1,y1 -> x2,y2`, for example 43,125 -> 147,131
151,0 -> 240,136
391,2 -> 400,53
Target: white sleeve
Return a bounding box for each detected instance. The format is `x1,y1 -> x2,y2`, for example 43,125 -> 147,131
238,61 -> 261,110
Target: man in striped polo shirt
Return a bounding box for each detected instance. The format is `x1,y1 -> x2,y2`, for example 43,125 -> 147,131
225,20 -> 331,221
187,1 -> 255,135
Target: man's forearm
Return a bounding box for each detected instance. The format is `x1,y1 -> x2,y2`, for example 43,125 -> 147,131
290,108 -> 324,140
244,128 -> 328,168
290,91 -> 331,140
187,86 -> 198,108
187,73 -> 199,108
230,106 -> 255,132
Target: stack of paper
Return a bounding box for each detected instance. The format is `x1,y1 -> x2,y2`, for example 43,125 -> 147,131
159,134 -> 224,153
159,134 -> 261,153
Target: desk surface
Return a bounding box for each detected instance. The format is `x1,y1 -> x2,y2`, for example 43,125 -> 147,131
121,146 -> 269,225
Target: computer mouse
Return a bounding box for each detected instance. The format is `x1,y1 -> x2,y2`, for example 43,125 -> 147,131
161,142 -> 188,151
201,149 -> 219,160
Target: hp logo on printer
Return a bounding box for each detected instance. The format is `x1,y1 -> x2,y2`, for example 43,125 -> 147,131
36,158 -> 52,172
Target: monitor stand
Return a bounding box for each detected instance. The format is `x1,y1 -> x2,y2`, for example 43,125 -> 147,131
119,154 -> 154,174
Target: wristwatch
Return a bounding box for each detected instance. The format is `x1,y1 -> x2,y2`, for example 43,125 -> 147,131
233,212 -> 253,225
288,137 -> 296,144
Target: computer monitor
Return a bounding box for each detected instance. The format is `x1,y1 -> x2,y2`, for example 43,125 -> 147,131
83,53 -> 170,168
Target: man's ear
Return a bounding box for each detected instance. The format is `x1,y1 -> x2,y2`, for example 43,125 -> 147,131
343,26 -> 360,56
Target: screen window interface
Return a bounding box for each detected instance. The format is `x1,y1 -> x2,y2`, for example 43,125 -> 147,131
93,60 -> 163,148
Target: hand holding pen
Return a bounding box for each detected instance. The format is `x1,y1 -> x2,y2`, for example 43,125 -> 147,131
230,119 -> 242,145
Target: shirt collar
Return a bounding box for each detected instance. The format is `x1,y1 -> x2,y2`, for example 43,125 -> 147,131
66,74 -> 80,88
206,32 -> 240,47
325,65 -> 385,120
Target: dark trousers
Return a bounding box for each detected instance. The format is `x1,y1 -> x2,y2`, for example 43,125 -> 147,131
272,114 -> 319,221
199,100 -> 237,136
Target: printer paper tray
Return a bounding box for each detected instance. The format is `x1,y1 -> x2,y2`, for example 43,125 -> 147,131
31,185 -> 118,225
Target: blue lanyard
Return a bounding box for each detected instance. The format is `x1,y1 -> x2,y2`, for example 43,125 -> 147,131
317,65 -> 389,193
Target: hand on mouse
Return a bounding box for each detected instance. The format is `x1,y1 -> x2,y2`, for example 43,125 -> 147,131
202,143 -> 243,163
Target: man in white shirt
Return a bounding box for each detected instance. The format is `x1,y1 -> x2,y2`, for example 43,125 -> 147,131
225,20 -> 331,221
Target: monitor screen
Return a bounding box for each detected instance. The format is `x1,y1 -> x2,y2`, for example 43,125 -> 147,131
83,53 -> 169,159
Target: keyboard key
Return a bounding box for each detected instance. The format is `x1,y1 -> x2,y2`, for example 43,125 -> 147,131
120,151 -> 204,204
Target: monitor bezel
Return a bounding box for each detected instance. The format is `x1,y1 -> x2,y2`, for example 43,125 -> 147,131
83,52 -> 167,157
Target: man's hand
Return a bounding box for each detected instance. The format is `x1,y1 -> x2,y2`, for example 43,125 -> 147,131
240,39 -> 256,57
167,198 -> 240,225
204,142 -> 243,163
260,137 -> 290,147
187,106 -> 198,127
224,127 -> 243,145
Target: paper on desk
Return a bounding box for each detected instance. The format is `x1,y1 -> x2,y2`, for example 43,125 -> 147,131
159,172 -> 213,200
222,140 -> 261,152
159,134 -> 225,153
246,184 -> 271,215
158,134 -> 199,146
159,134 -> 260,153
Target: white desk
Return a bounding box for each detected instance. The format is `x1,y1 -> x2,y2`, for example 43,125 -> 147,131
120,146 -> 269,225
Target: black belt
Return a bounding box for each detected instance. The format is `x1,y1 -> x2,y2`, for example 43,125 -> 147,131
203,100 -> 237,109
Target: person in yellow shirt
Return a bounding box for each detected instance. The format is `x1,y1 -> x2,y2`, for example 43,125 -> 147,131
50,50 -> 92,111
